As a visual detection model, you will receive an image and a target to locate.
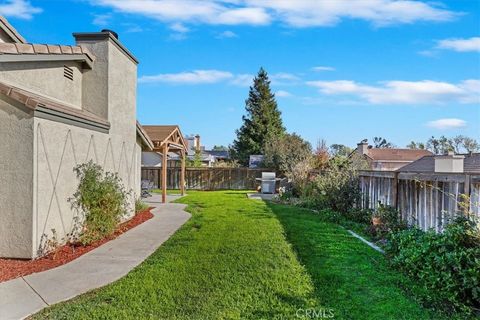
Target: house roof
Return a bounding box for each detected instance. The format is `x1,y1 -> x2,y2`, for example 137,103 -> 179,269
0,42 -> 95,68
0,16 -> 27,43
0,80 -> 110,131
136,121 -> 154,151
206,150 -> 230,159
398,153 -> 480,174
365,148 -> 432,162
142,125 -> 187,151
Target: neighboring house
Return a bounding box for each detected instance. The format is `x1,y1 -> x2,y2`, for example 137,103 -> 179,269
356,140 -> 432,171
398,152 -> 480,174
0,18 -> 151,258
143,133 -> 229,167
359,152 -> 480,231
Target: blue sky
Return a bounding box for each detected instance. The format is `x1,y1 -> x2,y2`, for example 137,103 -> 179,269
4,0 -> 479,149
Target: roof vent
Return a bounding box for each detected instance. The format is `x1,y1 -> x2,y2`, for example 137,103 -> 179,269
101,29 -> 118,40
64,65 -> 73,81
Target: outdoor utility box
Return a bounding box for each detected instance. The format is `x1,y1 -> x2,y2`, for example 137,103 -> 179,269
260,172 -> 276,194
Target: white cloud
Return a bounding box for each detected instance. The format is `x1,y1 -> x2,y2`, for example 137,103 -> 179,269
229,73 -> 254,86
307,79 -> 480,104
0,0 -> 41,19
437,37 -> 480,52
312,66 -> 335,72
216,30 -> 238,38
92,13 -> 112,26
139,70 -> 234,84
427,118 -> 467,130
138,70 -> 298,87
93,0 -> 458,28
270,72 -> 300,85
170,22 -> 189,33
276,90 -> 292,97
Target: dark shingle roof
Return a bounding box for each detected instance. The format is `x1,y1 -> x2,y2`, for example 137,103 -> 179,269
398,153 -> 480,173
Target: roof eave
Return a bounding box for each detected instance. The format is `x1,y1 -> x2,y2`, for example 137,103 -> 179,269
0,54 -> 93,69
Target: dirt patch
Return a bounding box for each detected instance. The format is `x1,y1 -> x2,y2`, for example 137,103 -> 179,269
0,208 -> 154,283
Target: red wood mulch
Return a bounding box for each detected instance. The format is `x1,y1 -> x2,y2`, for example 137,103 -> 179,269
0,208 -> 154,283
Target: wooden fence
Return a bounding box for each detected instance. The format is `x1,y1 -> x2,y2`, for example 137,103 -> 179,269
359,170 -> 480,232
141,167 -> 280,190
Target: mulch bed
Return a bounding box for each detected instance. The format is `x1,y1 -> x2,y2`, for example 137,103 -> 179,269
0,208 -> 154,283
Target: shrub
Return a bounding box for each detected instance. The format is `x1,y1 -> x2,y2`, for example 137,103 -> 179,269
385,217 -> 480,315
135,199 -> 149,213
263,133 -> 312,175
70,161 -> 130,245
307,164 -> 361,213
370,204 -> 407,239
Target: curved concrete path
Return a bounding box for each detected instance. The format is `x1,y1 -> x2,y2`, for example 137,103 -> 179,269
0,195 -> 190,320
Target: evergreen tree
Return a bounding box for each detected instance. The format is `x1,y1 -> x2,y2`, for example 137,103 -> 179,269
231,68 -> 285,165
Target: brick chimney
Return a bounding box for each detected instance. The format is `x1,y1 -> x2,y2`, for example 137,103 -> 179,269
194,134 -> 200,151
357,140 -> 369,155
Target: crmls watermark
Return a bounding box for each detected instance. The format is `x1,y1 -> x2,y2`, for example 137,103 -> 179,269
296,308 -> 335,319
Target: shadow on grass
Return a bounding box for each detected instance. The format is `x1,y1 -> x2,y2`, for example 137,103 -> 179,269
265,201 -> 445,320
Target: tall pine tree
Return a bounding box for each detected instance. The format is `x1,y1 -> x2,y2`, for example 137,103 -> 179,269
231,68 -> 285,165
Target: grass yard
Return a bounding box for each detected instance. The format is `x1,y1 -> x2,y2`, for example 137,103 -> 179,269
33,191 -> 444,319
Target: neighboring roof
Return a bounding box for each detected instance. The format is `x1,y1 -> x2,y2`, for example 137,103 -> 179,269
206,150 -> 230,159
365,148 -> 433,162
142,125 -> 187,151
0,80 -> 110,131
0,16 -> 26,43
0,43 -> 95,68
136,121 -> 154,151
399,153 -> 480,174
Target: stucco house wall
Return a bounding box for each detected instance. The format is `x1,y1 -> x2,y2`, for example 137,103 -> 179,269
0,21 -> 145,258
0,98 -> 34,258
0,61 -> 83,108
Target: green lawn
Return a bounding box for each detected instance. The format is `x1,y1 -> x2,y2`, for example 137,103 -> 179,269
33,191 -> 443,319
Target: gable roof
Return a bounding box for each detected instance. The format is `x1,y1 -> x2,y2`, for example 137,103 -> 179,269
0,16 -> 26,43
399,153 -> 480,174
365,148 -> 432,162
142,125 -> 187,151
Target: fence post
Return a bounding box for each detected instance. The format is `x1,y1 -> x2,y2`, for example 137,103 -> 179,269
392,172 -> 399,209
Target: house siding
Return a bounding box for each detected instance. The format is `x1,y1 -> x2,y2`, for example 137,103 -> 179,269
0,31 -> 140,258
0,98 -> 34,258
0,61 -> 83,108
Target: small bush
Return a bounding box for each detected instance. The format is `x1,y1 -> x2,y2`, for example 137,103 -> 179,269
385,217 -> 480,315
70,161 -> 130,245
135,199 -> 149,213
306,165 -> 361,213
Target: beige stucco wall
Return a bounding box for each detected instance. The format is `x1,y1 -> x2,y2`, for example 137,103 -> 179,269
371,161 -> 410,171
0,98 -> 34,258
0,36 -> 140,259
30,38 -> 139,258
0,61 -> 83,108
78,41 -> 109,119
32,117 -> 139,258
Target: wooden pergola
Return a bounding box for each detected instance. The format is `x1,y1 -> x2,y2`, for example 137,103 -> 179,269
142,125 -> 188,203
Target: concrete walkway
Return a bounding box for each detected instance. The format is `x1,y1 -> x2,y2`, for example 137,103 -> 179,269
0,195 -> 190,320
